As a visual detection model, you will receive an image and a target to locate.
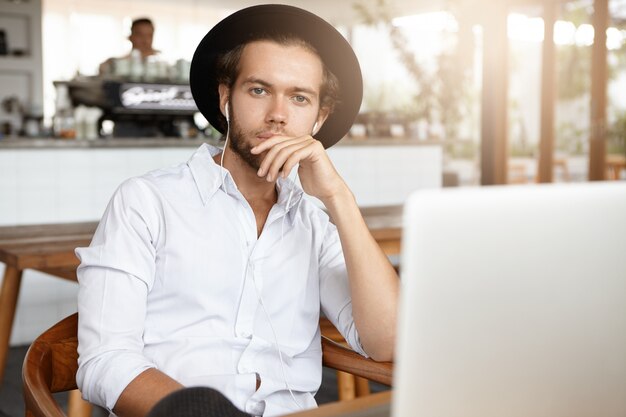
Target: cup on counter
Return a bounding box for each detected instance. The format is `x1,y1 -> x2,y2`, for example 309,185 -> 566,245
114,57 -> 131,78
175,59 -> 191,82
74,106 -> 103,140
157,60 -> 169,79
144,56 -> 159,81
349,123 -> 367,138
129,50 -> 144,80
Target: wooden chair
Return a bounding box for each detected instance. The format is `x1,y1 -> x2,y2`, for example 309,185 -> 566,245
23,313 -> 393,417
320,317 -> 372,400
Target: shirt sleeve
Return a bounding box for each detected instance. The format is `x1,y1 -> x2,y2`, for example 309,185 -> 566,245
318,221 -> 368,357
75,177 -> 161,411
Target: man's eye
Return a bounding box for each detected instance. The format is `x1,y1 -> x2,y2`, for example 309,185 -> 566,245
251,88 -> 265,95
294,95 -> 308,103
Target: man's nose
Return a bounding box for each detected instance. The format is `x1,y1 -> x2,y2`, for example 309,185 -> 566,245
266,97 -> 287,125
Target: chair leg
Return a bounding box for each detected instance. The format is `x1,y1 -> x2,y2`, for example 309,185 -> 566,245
336,371 -> 356,401
0,267 -> 23,384
68,389 -> 92,417
355,377 -> 370,397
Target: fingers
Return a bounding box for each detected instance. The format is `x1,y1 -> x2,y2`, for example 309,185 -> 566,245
251,135 -> 296,154
252,135 -> 316,181
261,140 -> 314,181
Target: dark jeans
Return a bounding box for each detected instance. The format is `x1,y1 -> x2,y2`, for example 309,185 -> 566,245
147,387 -> 252,417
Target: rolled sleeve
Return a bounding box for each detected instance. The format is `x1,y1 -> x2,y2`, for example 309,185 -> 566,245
318,222 -> 368,357
75,178 -> 161,409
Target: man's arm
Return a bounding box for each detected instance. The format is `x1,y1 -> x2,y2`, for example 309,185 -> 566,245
320,187 -> 398,361
113,369 -> 184,417
252,136 -> 399,361
76,178 -> 185,415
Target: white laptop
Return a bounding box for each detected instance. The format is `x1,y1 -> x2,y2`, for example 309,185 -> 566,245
393,182 -> 626,417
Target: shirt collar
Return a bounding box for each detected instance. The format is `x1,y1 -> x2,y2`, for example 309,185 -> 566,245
187,143 -> 227,205
188,143 -> 304,212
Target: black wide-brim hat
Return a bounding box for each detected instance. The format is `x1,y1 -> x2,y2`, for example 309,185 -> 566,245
189,4 -> 363,148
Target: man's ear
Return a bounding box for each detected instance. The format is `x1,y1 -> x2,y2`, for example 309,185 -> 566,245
218,84 -> 230,119
313,108 -> 330,135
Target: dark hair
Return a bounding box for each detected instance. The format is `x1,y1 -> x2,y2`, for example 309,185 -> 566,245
215,33 -> 340,131
131,18 -> 154,32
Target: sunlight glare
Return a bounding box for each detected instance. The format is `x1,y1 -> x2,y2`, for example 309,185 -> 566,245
606,27 -> 624,50
392,11 -> 459,32
507,13 -> 545,42
554,20 -> 577,45
575,23 -> 594,46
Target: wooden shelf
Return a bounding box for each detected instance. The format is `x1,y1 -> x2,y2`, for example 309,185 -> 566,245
0,1 -> 39,14
0,56 -> 36,70
0,0 -> 42,123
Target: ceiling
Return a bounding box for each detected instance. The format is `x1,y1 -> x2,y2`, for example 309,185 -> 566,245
168,0 -> 446,25
127,0 -> 626,26
159,0 -> 610,25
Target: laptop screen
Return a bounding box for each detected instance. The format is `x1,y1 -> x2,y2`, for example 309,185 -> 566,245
393,183 -> 626,417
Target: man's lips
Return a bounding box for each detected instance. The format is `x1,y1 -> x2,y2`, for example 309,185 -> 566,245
256,132 -> 274,140
256,131 -> 283,140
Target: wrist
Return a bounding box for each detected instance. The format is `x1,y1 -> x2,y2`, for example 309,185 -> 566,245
321,185 -> 356,217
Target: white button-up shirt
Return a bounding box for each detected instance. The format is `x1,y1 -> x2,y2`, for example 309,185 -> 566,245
76,144 -> 365,416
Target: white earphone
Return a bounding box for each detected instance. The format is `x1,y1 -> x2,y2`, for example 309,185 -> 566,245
220,101 -> 230,189
312,122 -> 318,135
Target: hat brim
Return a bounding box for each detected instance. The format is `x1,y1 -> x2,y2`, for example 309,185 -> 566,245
189,4 -> 363,148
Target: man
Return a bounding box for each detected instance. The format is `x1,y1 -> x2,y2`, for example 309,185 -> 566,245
99,17 -> 159,75
76,5 -> 398,417
126,18 -> 158,59
98,17 -> 162,137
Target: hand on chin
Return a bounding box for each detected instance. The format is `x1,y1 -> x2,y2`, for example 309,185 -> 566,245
250,135 -> 345,201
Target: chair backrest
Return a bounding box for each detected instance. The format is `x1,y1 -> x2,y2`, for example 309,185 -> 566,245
22,313 -> 392,417
23,313 -> 79,417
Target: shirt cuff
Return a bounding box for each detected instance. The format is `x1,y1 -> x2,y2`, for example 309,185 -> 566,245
77,350 -> 156,411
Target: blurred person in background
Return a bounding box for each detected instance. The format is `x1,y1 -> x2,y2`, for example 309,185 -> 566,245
99,17 -> 160,75
98,17 -> 166,137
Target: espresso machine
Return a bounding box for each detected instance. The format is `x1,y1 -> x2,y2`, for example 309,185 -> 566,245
56,73 -> 199,138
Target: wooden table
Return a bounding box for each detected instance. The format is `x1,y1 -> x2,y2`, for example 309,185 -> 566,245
0,222 -> 96,377
0,205 -> 401,392
0,222 -> 97,416
606,154 -> 626,180
286,391 -> 391,417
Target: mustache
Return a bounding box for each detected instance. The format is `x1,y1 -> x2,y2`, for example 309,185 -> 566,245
253,125 -> 286,136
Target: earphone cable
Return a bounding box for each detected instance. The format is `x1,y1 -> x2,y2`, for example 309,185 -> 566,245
220,117 -> 230,189
251,279 -> 304,410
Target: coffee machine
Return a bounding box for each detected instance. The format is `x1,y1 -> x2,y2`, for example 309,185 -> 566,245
57,77 -> 199,138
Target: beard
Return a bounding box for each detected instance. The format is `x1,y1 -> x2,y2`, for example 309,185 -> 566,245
226,107 -> 284,172
228,121 -> 264,171
228,123 -> 265,171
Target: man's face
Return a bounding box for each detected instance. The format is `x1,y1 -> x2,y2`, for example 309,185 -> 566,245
129,23 -> 154,55
222,40 -> 326,171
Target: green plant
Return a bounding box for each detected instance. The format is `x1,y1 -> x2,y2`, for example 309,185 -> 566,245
444,140 -> 478,159
608,111 -> 626,155
353,0 -> 474,140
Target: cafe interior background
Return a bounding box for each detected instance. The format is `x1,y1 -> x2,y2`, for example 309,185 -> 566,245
0,0 -> 625,413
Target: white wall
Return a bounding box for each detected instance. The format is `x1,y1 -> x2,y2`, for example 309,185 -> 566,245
0,143 -> 441,345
